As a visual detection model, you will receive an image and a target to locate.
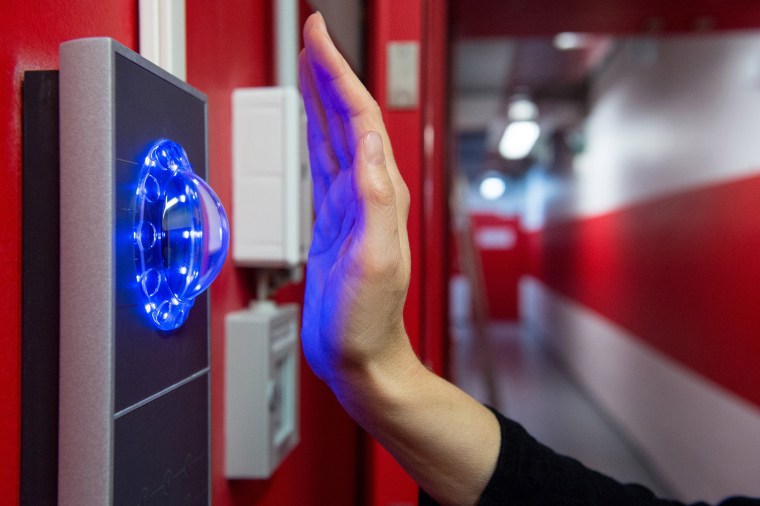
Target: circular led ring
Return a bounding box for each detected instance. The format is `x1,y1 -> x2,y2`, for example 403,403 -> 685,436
134,139 -> 229,331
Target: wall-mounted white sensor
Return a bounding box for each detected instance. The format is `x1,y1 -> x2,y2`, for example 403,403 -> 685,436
225,302 -> 300,479
232,87 -> 312,268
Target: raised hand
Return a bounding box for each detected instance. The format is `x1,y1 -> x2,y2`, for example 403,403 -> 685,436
298,14 -> 499,506
298,13 -> 413,389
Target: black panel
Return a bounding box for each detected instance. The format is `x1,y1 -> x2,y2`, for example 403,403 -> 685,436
114,374 -> 209,505
114,162 -> 142,309
21,70 -> 60,506
113,54 -> 209,413
114,55 -> 206,174
114,298 -> 208,412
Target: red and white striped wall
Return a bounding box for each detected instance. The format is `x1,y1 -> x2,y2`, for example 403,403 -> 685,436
520,277 -> 760,503
521,32 -> 760,503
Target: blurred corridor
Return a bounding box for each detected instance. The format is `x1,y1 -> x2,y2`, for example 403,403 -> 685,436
450,316 -> 671,498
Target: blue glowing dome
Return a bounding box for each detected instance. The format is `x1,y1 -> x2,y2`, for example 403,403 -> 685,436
135,139 -> 229,331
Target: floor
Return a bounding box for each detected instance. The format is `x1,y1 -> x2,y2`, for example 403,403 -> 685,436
450,319 -> 672,498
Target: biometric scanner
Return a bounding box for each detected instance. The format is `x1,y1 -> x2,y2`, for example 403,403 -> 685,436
22,37 -> 228,505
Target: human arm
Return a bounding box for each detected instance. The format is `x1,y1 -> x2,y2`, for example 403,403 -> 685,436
453,408 -> 757,506
298,12 -> 500,506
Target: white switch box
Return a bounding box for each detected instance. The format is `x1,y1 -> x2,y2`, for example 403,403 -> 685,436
387,42 -> 420,109
225,302 -> 300,479
232,87 -> 312,268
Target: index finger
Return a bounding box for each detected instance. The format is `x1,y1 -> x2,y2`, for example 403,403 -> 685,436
303,13 -> 395,165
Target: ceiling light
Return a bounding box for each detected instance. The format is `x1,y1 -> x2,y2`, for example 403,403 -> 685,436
479,173 -> 507,200
554,32 -> 587,50
499,120 -> 540,160
508,97 -> 538,121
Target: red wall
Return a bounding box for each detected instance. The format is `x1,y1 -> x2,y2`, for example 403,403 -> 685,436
0,2 -> 137,500
421,0 -> 451,378
525,175 -> 760,409
508,22 -> 760,500
2,1 -> 362,503
518,28 -> 760,413
470,214 -> 523,321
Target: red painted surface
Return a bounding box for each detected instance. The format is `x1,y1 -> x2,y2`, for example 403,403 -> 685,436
452,0 -> 760,38
421,0 -> 450,377
367,0 -> 426,356
525,175 -> 760,409
0,1 -> 136,500
470,214 -> 523,321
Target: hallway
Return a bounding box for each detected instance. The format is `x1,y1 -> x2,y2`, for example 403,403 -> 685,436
451,319 -> 672,499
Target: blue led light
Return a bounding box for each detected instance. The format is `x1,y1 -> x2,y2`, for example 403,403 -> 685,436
135,139 -> 229,331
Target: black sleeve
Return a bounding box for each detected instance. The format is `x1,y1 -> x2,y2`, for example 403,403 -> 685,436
420,407 -> 758,506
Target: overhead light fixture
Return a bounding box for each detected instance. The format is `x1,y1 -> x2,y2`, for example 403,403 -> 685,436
479,172 -> 507,200
553,32 -> 588,50
499,120 -> 540,160
508,97 -> 538,121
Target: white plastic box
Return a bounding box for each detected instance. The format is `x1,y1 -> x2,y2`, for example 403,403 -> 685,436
232,87 -> 312,268
224,302 -> 300,479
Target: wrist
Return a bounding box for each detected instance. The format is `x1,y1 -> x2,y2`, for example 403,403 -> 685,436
326,335 -> 500,506
326,332 -> 429,425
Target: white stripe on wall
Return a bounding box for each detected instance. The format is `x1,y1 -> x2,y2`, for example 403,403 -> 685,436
519,275 -> 760,503
523,33 -> 760,232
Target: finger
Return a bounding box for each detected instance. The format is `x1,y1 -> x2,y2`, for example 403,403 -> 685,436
350,131 -> 404,280
303,13 -> 411,273
299,50 -> 340,212
303,14 -> 409,226
303,14 -> 389,161
309,169 -> 355,257
302,17 -> 352,172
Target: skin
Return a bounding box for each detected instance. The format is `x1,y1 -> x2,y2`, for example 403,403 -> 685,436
298,12 -> 501,506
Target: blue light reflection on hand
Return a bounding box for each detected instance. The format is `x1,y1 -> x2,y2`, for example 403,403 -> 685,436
298,14 -> 412,388
298,44 -> 368,382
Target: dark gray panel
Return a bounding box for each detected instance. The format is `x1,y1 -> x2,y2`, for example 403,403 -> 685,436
21,70 -> 59,506
114,55 -> 206,175
112,53 -> 209,412
115,160 -> 140,309
114,374 -> 209,506
114,298 -> 208,412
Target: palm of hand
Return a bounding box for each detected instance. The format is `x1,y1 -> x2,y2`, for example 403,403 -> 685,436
302,167 -> 360,380
297,13 -> 411,385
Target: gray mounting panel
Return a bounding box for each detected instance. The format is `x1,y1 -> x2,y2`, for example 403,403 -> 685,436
59,38 -> 210,505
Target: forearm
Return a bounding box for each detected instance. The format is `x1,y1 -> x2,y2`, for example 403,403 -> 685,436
328,337 -> 501,506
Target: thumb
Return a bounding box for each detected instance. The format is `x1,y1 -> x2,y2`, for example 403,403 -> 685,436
360,132 -> 395,208
354,131 -> 401,272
